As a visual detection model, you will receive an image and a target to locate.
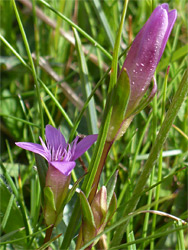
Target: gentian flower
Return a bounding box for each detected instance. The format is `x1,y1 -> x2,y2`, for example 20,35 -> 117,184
16,125 -> 98,176
16,125 -> 97,226
107,3 -> 177,141
122,3 -> 177,116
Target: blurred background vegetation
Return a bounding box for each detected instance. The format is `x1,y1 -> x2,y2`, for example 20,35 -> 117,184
0,0 -> 187,249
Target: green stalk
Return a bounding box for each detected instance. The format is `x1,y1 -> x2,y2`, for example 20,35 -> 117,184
31,0 -> 40,73
60,1 -> 129,248
110,68 -> 188,246
0,114 -> 39,128
176,220 -> 186,250
140,95 -> 157,250
83,0 -> 129,199
150,67 -> 169,250
12,0 -> 44,138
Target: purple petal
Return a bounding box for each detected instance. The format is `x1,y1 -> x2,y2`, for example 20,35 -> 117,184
121,4 -> 177,115
158,8 -> 177,61
71,134 -> 98,161
15,142 -> 49,161
50,161 -> 76,176
45,125 -> 67,151
70,136 -> 79,155
161,3 -> 169,11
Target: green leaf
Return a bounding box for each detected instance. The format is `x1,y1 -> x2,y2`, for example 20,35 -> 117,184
107,68 -> 130,141
79,191 -> 96,242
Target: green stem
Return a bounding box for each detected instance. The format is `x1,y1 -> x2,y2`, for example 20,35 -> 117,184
88,141 -> 112,203
150,67 -> 169,250
140,94 -> 157,250
111,69 -> 188,246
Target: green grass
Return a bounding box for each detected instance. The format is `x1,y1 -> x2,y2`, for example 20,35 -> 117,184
0,0 -> 187,249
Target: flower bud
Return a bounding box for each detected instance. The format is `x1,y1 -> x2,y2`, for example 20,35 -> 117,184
122,4 -> 177,116
107,4 -> 177,142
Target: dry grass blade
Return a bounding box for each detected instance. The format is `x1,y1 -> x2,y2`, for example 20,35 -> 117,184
129,210 -> 187,225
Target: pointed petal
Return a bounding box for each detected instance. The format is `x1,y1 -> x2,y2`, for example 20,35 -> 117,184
161,3 -> 169,11
50,161 -> 76,176
158,8 -> 177,60
71,134 -> 98,160
45,125 -> 66,151
15,142 -> 49,161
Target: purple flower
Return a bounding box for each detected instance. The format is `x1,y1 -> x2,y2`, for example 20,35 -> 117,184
121,3 -> 177,115
16,125 -> 98,176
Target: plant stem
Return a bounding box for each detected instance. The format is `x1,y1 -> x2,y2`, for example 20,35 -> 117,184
88,141 -> 112,203
44,225 -> 54,247
150,66 -> 169,250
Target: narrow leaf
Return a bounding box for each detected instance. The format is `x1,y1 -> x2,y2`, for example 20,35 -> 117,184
79,191 -> 96,242
35,154 -> 48,198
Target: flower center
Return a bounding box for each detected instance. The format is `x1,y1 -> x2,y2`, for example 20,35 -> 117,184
47,143 -> 72,162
